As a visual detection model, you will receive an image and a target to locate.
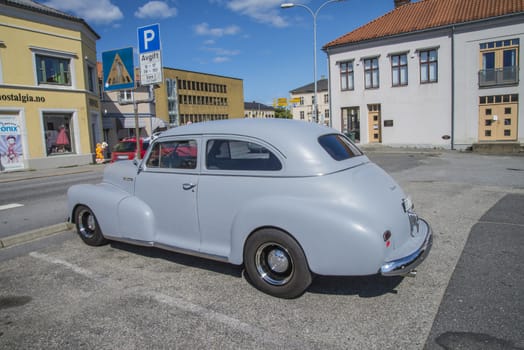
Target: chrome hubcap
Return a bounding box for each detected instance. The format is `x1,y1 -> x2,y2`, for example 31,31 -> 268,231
78,209 -> 96,239
255,242 -> 293,286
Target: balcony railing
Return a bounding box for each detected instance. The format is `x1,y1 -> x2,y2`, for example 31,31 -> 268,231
478,66 -> 519,87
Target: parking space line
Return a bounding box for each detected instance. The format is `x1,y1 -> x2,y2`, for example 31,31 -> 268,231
29,252 -> 93,278
27,251 -> 280,344
0,203 -> 24,211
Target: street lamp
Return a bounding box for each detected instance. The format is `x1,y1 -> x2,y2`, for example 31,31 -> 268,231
281,0 -> 345,124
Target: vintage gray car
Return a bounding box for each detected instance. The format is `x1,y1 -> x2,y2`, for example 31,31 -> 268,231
68,118 -> 432,298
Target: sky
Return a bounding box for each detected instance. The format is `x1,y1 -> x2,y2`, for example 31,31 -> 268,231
41,0 -> 398,105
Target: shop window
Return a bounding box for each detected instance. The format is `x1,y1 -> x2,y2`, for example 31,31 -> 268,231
36,54 -> 71,86
44,114 -> 75,155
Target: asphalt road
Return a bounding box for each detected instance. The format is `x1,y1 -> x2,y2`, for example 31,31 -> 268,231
1,151 -> 523,349
0,169 -> 103,238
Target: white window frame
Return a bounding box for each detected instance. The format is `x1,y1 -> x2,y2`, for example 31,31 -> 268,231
30,47 -> 76,89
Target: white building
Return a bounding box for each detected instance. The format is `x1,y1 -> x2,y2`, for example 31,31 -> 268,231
289,79 -> 330,125
244,101 -> 275,118
323,0 -> 523,149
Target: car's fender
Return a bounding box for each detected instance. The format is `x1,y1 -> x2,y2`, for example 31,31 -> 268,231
229,196 -> 386,276
68,183 -> 155,240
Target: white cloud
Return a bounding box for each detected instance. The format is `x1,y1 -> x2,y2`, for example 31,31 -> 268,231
225,0 -> 289,28
194,23 -> 241,37
134,1 -> 178,19
213,57 -> 230,63
42,0 -> 123,25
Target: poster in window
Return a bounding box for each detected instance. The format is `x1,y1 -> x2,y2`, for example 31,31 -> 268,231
0,115 -> 24,171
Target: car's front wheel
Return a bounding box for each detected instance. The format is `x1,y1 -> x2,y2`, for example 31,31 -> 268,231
244,228 -> 312,299
74,205 -> 108,246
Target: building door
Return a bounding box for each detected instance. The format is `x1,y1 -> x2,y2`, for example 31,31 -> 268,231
478,94 -> 518,141
341,107 -> 360,142
367,104 -> 382,143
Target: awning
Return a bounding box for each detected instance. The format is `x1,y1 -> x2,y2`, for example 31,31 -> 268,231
151,117 -> 167,131
119,117 -> 146,128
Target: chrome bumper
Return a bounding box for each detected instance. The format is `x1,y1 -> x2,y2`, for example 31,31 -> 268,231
380,218 -> 433,276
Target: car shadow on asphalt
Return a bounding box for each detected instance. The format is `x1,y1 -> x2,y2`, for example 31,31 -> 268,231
109,240 -> 403,297
308,275 -> 404,297
109,241 -> 243,278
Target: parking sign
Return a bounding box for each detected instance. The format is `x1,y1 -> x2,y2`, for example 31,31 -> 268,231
137,24 -> 162,85
138,24 -> 161,54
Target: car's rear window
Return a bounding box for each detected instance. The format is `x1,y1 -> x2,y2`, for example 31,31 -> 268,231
318,134 -> 363,161
114,141 -> 136,152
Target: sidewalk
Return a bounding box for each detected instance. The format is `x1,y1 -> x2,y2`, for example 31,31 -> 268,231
0,162 -> 106,183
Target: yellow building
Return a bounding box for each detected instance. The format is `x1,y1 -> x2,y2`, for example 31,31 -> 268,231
157,67 -> 244,125
0,0 -> 100,170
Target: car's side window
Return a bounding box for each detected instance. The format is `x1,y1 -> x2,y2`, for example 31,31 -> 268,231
146,140 -> 198,169
206,139 -> 282,171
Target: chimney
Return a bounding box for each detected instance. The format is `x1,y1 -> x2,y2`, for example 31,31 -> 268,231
394,0 -> 411,8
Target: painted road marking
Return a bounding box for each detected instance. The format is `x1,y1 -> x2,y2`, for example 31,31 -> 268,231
0,203 -> 24,211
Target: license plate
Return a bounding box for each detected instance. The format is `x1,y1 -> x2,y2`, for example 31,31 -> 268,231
118,155 -> 129,159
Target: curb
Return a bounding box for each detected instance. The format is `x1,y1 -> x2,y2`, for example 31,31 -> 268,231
0,222 -> 74,249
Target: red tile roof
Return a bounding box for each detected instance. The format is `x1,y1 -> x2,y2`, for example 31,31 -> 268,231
324,0 -> 524,49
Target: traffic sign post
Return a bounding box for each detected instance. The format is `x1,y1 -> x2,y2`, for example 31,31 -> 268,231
137,24 -> 163,85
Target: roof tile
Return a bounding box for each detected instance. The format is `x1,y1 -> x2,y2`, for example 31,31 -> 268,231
324,0 -> 524,48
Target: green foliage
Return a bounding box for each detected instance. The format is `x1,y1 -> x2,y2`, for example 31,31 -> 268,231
274,107 -> 292,119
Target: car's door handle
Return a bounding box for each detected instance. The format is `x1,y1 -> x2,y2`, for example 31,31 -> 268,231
183,183 -> 196,191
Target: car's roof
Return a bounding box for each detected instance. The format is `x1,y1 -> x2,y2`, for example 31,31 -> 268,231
156,118 -> 367,176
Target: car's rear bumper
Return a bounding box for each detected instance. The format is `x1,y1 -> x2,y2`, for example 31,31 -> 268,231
380,218 -> 433,276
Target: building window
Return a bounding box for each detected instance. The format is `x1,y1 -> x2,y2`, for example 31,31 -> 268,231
87,64 -> 96,93
364,57 -> 379,89
479,38 -> 519,87
36,54 -> 71,86
300,96 -> 304,105
300,111 -> 305,120
340,61 -> 354,91
44,113 -> 74,155
391,54 -> 408,86
420,49 -> 438,83
119,90 -> 133,103
324,94 -> 329,103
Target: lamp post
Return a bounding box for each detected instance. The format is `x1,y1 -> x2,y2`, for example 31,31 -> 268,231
281,0 -> 345,124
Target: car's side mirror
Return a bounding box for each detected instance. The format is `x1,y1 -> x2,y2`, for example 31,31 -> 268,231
133,158 -> 144,174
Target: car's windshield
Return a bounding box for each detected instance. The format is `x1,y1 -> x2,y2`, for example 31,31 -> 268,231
318,134 -> 363,161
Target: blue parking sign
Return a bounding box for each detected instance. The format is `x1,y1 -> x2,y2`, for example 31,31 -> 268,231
138,24 -> 161,54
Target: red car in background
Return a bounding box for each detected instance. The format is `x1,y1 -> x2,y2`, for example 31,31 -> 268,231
110,138 -> 149,163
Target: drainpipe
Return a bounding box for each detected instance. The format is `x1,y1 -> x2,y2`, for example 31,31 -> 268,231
326,48 -> 333,128
451,25 -> 455,150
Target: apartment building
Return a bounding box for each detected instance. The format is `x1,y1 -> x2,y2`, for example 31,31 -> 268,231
289,79 -> 330,125
99,66 -> 244,149
323,0 -> 523,149
0,0 -> 101,170
244,101 -> 275,118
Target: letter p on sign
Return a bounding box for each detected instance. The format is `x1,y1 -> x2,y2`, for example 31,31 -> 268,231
138,24 -> 161,54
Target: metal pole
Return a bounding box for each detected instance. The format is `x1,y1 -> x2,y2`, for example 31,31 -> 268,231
133,93 -> 141,160
281,1 -> 345,124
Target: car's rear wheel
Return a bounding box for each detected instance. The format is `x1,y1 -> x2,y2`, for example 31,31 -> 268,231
74,205 -> 108,246
244,228 -> 312,299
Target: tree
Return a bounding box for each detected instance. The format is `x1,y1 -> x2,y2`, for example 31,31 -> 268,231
274,107 -> 292,119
